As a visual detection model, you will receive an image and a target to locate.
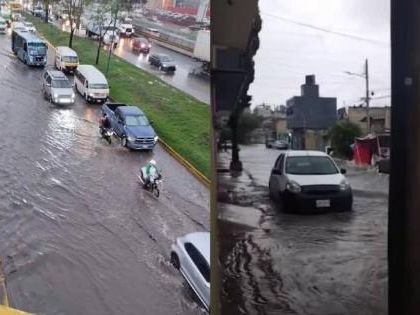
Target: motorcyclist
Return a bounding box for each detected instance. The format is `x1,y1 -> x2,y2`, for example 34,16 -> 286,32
99,113 -> 111,131
141,159 -> 162,187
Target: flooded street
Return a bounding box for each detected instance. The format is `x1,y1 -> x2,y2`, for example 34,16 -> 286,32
0,33 -> 209,315
218,145 -> 387,314
113,38 -> 210,105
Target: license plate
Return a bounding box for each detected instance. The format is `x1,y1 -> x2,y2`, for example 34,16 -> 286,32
316,200 -> 330,208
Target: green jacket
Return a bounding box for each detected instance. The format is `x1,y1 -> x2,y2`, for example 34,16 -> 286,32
145,163 -> 158,176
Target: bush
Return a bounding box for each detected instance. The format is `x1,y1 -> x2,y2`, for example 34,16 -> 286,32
329,121 -> 362,159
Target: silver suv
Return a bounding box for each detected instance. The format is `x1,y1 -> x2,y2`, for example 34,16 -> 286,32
42,70 -> 75,105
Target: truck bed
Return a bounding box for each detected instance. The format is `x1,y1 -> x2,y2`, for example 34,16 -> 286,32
103,103 -> 127,113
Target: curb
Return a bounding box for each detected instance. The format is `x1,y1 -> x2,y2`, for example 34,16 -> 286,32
158,138 -> 211,188
32,20 -> 211,189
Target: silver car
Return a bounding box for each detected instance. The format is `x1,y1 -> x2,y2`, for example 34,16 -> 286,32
171,232 -> 210,311
42,70 -> 75,105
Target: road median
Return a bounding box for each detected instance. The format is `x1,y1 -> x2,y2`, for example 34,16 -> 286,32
26,14 -> 211,181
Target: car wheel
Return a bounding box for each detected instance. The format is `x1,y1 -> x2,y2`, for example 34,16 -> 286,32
170,252 -> 180,269
49,94 -> 53,103
84,93 -> 89,103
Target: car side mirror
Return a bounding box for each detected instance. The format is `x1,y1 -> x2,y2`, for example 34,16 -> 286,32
340,168 -> 347,174
272,169 -> 282,175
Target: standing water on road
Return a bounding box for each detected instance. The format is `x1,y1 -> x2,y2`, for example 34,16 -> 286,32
0,31 -> 208,314
218,145 -> 387,314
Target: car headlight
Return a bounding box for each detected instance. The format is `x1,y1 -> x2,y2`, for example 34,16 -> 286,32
154,136 -> 159,143
53,93 -> 59,99
89,93 -> 95,97
127,136 -> 135,142
286,180 -> 301,194
339,179 -> 351,191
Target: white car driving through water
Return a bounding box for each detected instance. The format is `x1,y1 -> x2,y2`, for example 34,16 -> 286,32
171,232 -> 210,311
269,150 -> 353,212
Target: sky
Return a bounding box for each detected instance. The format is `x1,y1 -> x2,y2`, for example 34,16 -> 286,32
248,0 -> 391,109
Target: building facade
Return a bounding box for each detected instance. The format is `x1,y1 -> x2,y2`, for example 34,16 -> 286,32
286,75 -> 337,151
347,106 -> 391,135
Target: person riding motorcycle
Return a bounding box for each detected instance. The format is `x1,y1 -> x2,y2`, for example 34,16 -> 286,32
141,159 -> 162,187
100,113 -> 111,131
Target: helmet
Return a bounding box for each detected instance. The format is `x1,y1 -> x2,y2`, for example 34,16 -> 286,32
149,159 -> 156,165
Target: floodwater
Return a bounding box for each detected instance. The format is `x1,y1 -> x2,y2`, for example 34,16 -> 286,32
218,145 -> 388,315
0,33 -> 209,314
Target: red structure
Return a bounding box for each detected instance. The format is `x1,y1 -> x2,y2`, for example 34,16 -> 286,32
353,135 -> 379,165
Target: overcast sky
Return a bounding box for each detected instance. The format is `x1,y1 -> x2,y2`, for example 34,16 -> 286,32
248,0 -> 391,109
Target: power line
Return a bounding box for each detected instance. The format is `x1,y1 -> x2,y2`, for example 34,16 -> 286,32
260,11 -> 390,47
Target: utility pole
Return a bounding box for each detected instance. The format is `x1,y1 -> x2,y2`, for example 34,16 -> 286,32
365,59 -> 370,134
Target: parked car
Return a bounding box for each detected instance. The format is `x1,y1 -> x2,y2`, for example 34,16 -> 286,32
132,37 -> 151,54
101,103 -> 158,151
170,232 -> 210,311
0,18 -> 6,34
377,158 -> 390,174
33,7 -> 44,17
146,27 -> 160,37
11,13 -> 22,21
23,22 -> 36,32
272,140 -> 289,150
265,138 -> 275,148
41,70 -> 75,105
268,150 -> 353,212
148,53 -> 176,73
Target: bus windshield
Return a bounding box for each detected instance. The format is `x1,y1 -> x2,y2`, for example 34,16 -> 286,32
28,42 -> 47,55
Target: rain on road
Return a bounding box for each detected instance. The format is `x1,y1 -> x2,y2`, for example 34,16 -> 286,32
0,32 -> 209,315
218,145 -> 388,315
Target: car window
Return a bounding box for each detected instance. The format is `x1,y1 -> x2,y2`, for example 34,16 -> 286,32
52,79 -> 71,88
184,242 -> 210,283
274,154 -> 284,170
285,156 -> 339,175
125,115 -> 149,126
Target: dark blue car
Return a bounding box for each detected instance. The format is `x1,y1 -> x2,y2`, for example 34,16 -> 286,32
102,103 -> 158,151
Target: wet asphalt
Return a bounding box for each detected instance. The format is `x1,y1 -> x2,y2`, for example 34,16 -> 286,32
0,32 -> 209,314
57,18 -> 210,105
218,145 -> 388,315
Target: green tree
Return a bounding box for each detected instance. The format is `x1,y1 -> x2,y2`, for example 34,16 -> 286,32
237,112 -> 262,144
328,121 -> 362,159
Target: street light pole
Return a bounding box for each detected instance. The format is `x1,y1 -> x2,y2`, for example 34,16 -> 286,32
344,58 -> 371,134
365,59 -> 370,134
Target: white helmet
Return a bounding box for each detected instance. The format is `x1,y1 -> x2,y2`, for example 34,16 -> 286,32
149,159 -> 156,165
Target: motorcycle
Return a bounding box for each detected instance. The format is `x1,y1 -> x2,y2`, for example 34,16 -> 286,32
138,168 -> 162,198
100,126 -> 113,144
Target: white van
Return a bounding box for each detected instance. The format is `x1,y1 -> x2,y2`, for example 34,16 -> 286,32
55,46 -> 79,73
74,65 -> 109,103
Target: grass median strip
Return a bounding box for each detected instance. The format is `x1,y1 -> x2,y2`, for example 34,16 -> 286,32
27,15 -> 210,179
